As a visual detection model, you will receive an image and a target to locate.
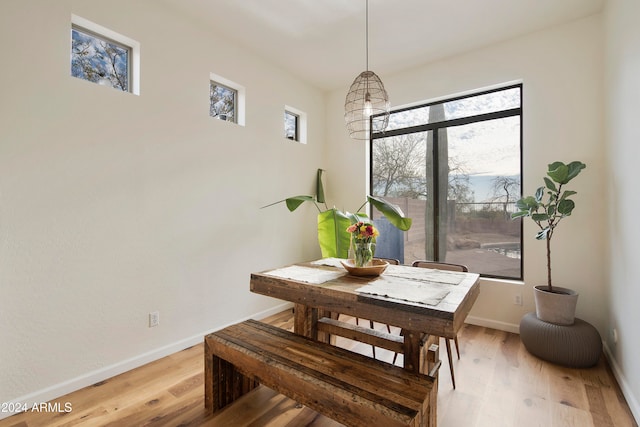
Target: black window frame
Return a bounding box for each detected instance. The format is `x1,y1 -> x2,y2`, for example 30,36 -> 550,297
370,83 -> 524,280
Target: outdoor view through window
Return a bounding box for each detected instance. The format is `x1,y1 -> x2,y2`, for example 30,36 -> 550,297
71,26 -> 130,91
371,85 -> 522,279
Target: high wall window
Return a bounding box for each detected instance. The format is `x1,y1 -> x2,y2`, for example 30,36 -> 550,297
70,15 -> 139,94
209,72 -> 245,126
284,110 -> 299,141
371,84 -> 523,279
284,105 -> 307,144
210,81 -> 237,123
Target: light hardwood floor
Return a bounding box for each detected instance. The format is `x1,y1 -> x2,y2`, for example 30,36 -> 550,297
2,310 -> 637,427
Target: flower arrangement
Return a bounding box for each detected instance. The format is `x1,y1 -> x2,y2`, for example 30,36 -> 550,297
346,221 -> 379,242
346,221 -> 379,267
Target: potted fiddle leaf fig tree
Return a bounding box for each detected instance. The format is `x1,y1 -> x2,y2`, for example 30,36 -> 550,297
263,169 -> 412,259
511,160 -> 586,325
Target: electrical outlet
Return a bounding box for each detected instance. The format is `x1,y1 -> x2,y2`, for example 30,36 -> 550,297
149,311 -> 160,327
514,294 -> 523,306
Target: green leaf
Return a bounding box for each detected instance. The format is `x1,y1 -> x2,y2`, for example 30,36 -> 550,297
367,195 -> 412,231
557,199 -> 575,215
547,162 -> 569,184
565,161 -> 586,182
511,210 -> 529,219
547,161 -> 586,184
534,187 -> 545,203
543,177 -> 557,192
316,169 -> 325,204
349,212 -> 370,224
532,213 -> 550,222
260,195 -> 314,212
284,196 -> 315,212
317,209 -> 352,258
516,196 -> 539,211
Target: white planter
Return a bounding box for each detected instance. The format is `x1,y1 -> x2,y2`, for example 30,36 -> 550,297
533,286 -> 579,325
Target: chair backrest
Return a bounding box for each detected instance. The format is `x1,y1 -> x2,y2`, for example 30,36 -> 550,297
375,257 -> 400,265
411,260 -> 468,272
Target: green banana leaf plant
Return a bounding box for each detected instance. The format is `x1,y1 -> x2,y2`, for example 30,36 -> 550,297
262,169 -> 412,259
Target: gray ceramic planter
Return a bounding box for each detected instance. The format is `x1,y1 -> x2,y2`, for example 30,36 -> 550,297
533,285 -> 579,325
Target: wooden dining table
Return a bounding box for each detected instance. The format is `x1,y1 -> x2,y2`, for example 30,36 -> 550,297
250,258 -> 480,376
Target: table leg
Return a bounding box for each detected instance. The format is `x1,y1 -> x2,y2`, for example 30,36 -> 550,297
402,330 -> 440,375
293,305 -> 337,344
422,334 -> 440,375
293,303 -> 318,340
402,329 -> 422,374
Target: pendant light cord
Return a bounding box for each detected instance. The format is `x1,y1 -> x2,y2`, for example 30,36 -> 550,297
365,0 -> 369,72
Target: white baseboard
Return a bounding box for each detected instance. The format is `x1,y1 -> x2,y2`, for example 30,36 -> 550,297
603,343 -> 640,424
465,315 -> 520,334
0,302 -> 293,421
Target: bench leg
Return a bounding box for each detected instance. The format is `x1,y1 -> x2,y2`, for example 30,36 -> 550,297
204,338 -> 259,413
204,338 -> 214,412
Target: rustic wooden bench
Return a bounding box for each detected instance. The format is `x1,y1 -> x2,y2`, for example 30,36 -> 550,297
204,319 -> 440,427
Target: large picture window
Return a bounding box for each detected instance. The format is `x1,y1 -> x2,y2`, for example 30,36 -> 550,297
371,84 -> 522,279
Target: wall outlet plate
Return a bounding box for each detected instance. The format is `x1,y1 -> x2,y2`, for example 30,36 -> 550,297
149,311 -> 160,327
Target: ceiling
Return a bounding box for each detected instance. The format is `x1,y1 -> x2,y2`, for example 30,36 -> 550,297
160,0 -> 605,91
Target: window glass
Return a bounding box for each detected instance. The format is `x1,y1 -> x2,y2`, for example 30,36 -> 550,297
210,81 -> 237,123
385,87 -> 521,131
443,87 -> 521,121
285,111 -> 299,140
371,85 -> 522,279
71,26 -> 130,91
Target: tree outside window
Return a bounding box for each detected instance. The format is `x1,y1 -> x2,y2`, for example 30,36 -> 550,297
285,111 -> 299,141
209,81 -> 237,123
71,26 -> 130,91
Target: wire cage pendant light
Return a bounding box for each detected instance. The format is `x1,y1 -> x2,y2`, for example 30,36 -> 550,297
344,0 -> 390,140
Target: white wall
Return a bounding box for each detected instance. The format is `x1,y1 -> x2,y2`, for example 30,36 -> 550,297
0,0 -> 325,410
2,0 -> 637,421
327,14 -> 606,335
604,0 -> 640,419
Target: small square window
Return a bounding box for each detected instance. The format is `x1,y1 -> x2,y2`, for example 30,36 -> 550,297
210,81 -> 237,123
71,25 -> 131,92
285,110 -> 299,141
284,105 -> 307,144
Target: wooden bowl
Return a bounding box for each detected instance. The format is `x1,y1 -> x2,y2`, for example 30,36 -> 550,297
340,259 -> 389,277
